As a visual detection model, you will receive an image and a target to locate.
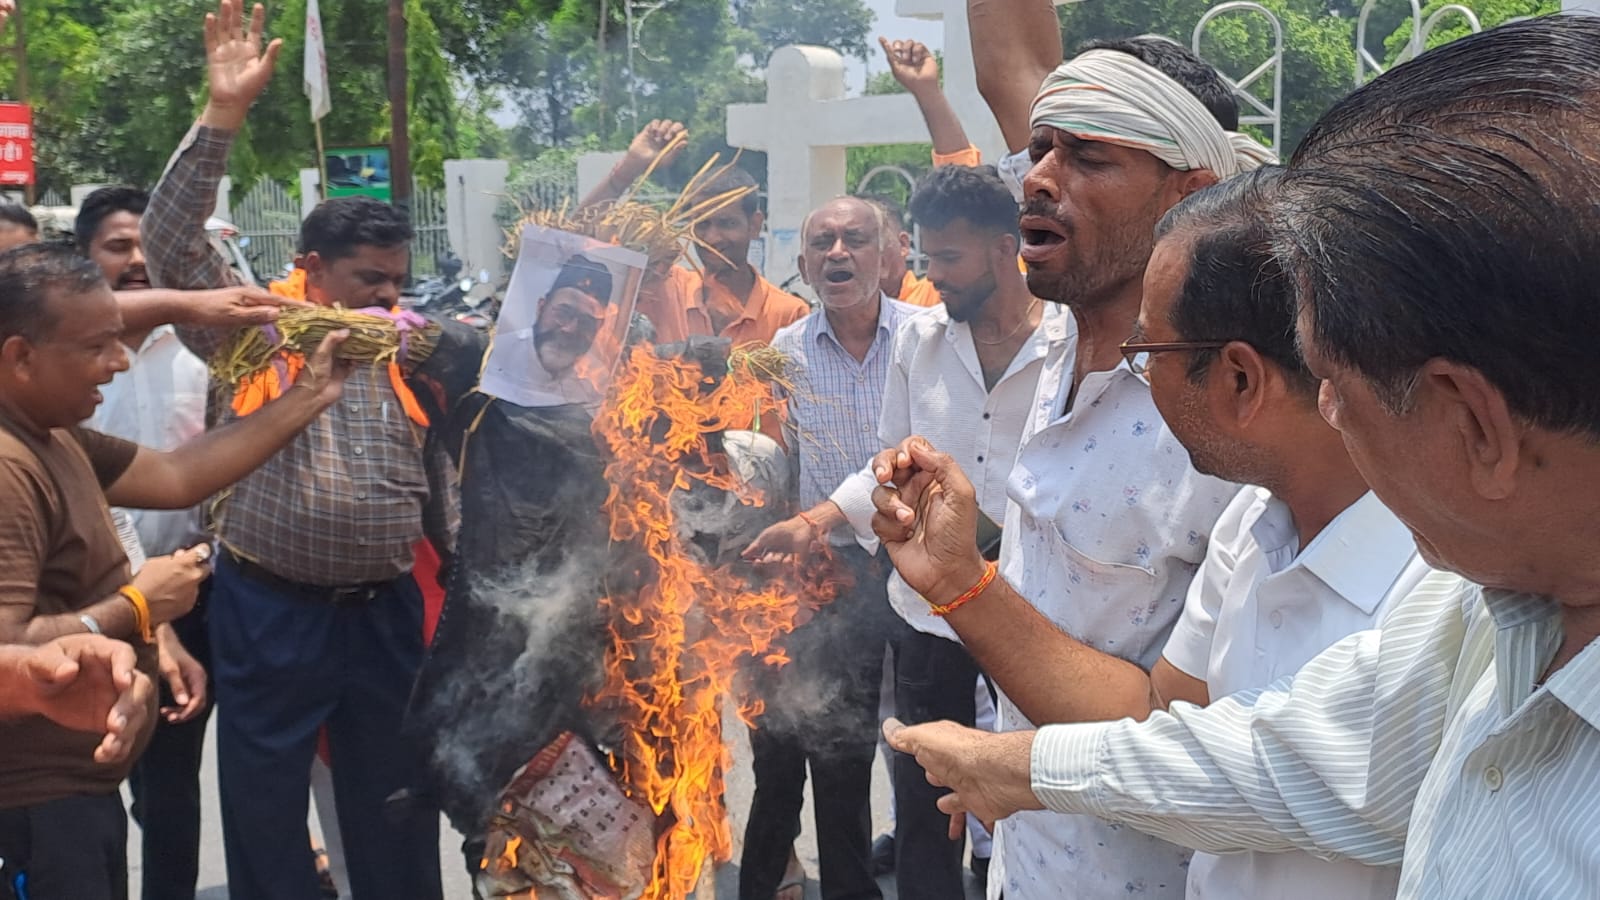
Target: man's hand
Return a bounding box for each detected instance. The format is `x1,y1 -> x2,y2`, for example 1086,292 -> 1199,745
616,120 -> 687,186
289,329 -> 354,409
884,717 -> 1043,837
741,515 -> 823,568
869,437 -> 986,605
0,0 -> 14,34
11,635 -> 156,765
199,0 -> 283,132
179,285 -> 303,328
155,625 -> 208,724
132,545 -> 214,626
881,37 -> 941,96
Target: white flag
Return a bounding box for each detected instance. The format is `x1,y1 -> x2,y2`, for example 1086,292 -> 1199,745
304,0 -> 332,122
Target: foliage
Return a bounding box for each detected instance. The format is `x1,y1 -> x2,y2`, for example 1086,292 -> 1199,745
0,0 -> 485,196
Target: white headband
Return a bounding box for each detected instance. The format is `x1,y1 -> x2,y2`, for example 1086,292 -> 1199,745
1029,49 -> 1275,178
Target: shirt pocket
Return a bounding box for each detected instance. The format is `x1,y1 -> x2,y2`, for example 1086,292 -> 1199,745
1038,525 -> 1170,663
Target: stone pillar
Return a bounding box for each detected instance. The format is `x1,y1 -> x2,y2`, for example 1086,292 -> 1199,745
443,158 -> 512,287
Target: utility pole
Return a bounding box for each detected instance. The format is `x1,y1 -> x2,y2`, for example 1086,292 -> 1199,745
387,0 -> 410,220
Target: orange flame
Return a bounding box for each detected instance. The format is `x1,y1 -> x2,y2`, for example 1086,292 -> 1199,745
588,344 -> 825,898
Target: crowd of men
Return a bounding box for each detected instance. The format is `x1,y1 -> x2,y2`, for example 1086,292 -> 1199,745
1,0 -> 1599,898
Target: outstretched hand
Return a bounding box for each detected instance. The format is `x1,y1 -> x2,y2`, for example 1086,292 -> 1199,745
200,0 -> 283,131
869,436 -> 986,605
883,717 -> 1043,838
880,37 -> 941,95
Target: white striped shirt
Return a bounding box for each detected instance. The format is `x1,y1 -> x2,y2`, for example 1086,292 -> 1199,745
1030,570 -> 1600,898
772,297 -> 921,538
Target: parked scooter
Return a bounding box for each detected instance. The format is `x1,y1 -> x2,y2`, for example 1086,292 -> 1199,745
405,252 -> 497,331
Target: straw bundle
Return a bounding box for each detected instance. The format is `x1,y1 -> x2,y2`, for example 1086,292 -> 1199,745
505,133 -> 754,273
210,306 -> 438,385
726,343 -> 789,386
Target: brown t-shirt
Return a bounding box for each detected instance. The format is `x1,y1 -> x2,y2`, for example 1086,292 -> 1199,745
0,413 -> 146,808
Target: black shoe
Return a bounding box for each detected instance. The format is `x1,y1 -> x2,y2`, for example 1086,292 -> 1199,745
870,832 -> 895,877
970,854 -> 990,884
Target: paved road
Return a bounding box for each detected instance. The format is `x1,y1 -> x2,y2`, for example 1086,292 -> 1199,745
126,714 -> 985,900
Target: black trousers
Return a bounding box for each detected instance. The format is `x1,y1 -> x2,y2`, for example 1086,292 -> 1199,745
128,581 -> 213,900
740,546 -> 890,900
891,624 -> 980,900
0,792 -> 128,900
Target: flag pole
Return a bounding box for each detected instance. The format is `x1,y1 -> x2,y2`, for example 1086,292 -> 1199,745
314,118 -> 328,202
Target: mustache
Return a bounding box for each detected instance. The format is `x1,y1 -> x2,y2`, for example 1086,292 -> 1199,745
1020,198 -> 1062,223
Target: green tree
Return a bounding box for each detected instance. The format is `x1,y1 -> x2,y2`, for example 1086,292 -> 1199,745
733,0 -> 875,64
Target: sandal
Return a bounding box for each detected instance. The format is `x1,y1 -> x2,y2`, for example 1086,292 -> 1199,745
314,847 -> 339,899
776,848 -> 806,900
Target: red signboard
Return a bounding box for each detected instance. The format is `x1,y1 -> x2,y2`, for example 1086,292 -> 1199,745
0,103 -> 34,187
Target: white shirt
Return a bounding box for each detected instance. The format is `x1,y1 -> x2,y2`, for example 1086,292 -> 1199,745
1160,487 -> 1430,900
991,317 -> 1239,900
90,326 -> 209,561
830,303 -> 1069,638
1030,571 -> 1600,898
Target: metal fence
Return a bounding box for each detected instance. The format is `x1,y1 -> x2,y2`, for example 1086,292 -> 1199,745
231,179 -> 453,282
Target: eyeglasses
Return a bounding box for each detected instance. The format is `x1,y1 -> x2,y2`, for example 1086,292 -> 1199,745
546,304 -> 603,333
1118,339 -> 1232,376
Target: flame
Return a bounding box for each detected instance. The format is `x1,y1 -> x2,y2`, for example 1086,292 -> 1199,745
500,835 -> 523,871
587,344 -> 828,898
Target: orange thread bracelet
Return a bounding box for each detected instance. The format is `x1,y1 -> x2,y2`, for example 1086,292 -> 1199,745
119,584 -> 154,644
930,562 -> 998,617
798,510 -> 825,535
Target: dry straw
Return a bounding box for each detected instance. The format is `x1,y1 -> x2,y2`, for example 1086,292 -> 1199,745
210,306 -> 437,385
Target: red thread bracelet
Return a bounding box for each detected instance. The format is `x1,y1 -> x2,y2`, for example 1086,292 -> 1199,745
930,562 -> 998,617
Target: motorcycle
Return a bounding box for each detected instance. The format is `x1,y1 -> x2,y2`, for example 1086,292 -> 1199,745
405,252 -> 497,331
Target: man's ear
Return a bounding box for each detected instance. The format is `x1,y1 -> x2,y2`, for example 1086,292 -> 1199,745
1211,341 -> 1272,430
1419,359 -> 1523,501
749,210 -> 766,235
796,253 -> 812,287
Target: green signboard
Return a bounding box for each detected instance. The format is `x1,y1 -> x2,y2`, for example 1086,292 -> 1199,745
324,146 -> 392,202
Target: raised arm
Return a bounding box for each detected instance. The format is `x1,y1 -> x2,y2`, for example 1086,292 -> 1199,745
970,0 -> 1062,151
879,38 -> 978,164
144,0 -> 283,359
579,120 -> 687,209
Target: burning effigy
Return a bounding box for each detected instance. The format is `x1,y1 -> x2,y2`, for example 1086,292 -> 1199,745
402,148 -> 823,899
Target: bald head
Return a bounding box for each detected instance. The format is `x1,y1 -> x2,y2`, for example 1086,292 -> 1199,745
798,197 -> 889,311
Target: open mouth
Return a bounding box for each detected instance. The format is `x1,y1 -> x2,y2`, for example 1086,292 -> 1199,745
825,270 -> 855,284
1019,215 -> 1067,249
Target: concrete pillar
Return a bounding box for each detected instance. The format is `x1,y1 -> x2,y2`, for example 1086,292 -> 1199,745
443,158 -> 512,287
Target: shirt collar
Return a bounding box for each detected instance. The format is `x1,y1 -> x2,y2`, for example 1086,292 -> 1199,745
1483,588 -> 1564,716
128,324 -> 178,356
700,265 -> 768,327
1544,630 -> 1600,732
1291,491 -> 1421,615
814,294 -> 897,346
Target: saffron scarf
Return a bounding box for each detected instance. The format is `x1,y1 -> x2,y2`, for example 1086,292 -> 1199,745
229,268 -> 430,426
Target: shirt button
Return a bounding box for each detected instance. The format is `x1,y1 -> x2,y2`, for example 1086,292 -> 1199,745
1269,610 -> 1284,628
983,413 -> 991,420
1484,765 -> 1503,792
356,491 -> 367,501
353,446 -> 365,456
348,403 -> 360,413
977,455 -> 985,463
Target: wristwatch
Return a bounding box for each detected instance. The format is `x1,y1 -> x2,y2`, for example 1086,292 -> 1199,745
79,612 -> 103,635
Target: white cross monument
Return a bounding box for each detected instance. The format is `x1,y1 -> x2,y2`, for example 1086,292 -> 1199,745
727,0 -> 1030,289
